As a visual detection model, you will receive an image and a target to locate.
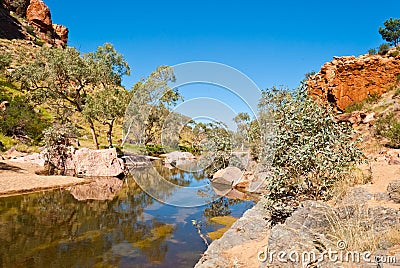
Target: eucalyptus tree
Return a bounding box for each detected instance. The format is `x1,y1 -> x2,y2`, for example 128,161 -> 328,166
124,66 -> 181,147
14,43 -> 130,149
83,87 -> 131,148
233,112 -> 250,150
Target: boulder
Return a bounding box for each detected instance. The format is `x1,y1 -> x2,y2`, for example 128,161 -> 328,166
67,148 -> 125,177
9,152 -> 45,166
387,180 -> 400,203
24,0 -> 69,47
162,151 -> 195,163
1,147 -> 27,160
211,166 -> 242,187
334,111 -> 375,125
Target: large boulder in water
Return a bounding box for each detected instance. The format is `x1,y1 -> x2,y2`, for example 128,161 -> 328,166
211,166 -> 242,187
162,151 -> 195,164
65,148 -> 125,177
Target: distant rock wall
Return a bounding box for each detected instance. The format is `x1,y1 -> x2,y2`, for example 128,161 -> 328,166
307,49 -> 400,111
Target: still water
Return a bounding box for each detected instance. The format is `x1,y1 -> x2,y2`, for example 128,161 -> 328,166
0,161 -> 254,267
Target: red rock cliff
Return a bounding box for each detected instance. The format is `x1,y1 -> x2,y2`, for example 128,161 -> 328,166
1,0 -> 69,47
307,49 -> 400,111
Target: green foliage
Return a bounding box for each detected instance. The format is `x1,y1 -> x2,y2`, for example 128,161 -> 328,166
257,85 -> 364,225
233,112 -> 251,150
199,122 -> 243,177
304,71 -> 316,80
390,50 -> 400,57
394,87 -> 400,97
145,144 -> 166,156
14,43 -> 130,149
0,52 -> 12,71
125,66 -> 181,146
375,113 -> 400,148
368,48 -> 377,55
344,93 -> 381,113
379,18 -> 400,46
345,102 -> 364,113
83,87 -> 131,147
378,43 -> 390,55
34,38 -> 44,47
85,43 -> 130,86
365,92 -> 380,103
0,95 -> 50,143
25,25 -> 36,37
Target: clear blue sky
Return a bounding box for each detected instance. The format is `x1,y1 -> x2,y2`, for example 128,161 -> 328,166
45,0 -> 400,126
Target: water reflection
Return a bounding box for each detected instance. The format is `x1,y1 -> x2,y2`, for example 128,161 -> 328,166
0,162 -> 254,267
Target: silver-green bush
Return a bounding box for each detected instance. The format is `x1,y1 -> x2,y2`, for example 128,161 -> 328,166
256,84 -> 364,225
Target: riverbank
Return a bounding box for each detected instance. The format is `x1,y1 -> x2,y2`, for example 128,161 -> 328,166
195,161 -> 400,267
0,160 -> 87,197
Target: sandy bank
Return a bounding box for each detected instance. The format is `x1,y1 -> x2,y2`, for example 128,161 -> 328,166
0,160 -> 87,197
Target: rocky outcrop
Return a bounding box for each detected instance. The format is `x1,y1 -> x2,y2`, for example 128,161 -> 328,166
308,50 -> 400,111
195,202 -> 266,268
334,111 -> 376,125
26,0 -> 52,31
26,0 -> 68,47
52,23 -> 68,44
1,0 -> 68,47
2,0 -> 30,16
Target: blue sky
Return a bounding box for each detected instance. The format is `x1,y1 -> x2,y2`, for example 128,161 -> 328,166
45,0 -> 400,126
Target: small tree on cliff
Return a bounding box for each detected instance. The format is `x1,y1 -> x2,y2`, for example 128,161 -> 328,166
379,18 -> 400,46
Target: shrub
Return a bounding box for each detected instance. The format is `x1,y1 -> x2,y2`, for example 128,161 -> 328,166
368,48 -> 377,55
257,84 -> 364,225
378,43 -> 390,55
390,50 -> 400,57
42,124 -> 77,174
345,102 -> 364,113
0,95 -> 50,143
365,92 -> 380,103
0,52 -> 12,71
25,25 -> 36,37
375,112 -> 400,148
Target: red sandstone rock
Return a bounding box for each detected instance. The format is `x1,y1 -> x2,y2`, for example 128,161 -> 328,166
26,0 -> 52,30
53,23 -> 68,44
308,50 -> 400,111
